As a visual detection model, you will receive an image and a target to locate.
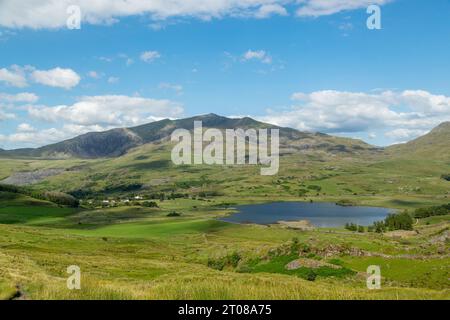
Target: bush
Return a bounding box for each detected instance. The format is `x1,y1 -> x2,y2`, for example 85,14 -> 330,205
207,258 -> 225,271
306,270 -> 317,281
345,223 -> 358,232
208,252 -> 241,270
167,211 -> 181,217
226,252 -> 241,268
142,201 -> 159,208
336,199 -> 355,207
307,185 -> 322,192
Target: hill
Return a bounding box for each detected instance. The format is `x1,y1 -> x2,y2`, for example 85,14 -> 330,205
0,114 -> 378,159
386,122 -> 450,159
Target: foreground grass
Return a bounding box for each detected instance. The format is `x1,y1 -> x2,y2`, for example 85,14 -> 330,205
0,205 -> 448,300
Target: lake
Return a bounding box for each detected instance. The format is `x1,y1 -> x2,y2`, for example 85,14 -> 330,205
220,202 -> 393,228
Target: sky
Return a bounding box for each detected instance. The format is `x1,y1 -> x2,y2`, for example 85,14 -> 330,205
0,0 -> 449,149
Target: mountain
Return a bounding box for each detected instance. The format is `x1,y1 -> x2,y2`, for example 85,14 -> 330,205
0,114 -> 378,159
386,122 -> 450,159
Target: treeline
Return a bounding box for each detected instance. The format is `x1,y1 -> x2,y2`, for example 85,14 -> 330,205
414,203 -> 450,219
368,203 -> 450,233
0,184 -> 79,207
369,212 -> 414,233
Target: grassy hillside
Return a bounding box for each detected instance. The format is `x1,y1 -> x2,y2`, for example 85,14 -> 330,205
386,122 -> 450,159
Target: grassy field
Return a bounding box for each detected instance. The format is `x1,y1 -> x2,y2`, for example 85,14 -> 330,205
0,192 -> 448,300
0,139 -> 449,300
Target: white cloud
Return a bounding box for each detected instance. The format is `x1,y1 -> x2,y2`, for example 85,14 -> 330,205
254,4 -> 288,18
0,110 -> 16,121
107,76 -> 119,84
0,1 -> 392,29
158,82 -> 183,95
87,71 -> 101,79
31,67 -> 81,89
0,126 -> 85,147
140,51 -> 161,63
242,50 -> 272,64
17,123 -> 36,132
0,65 -> 28,87
296,0 -> 392,17
385,128 -> 429,142
0,92 -> 39,103
260,89 -> 450,144
0,94 -> 184,148
28,95 -> 184,127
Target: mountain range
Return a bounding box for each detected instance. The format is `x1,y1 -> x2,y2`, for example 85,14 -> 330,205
0,114 -> 448,160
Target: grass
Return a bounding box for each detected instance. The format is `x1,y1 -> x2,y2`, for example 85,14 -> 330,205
0,140 -> 449,300
0,220 -> 448,300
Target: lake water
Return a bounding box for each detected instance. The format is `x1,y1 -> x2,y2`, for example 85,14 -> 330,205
220,202 -> 393,228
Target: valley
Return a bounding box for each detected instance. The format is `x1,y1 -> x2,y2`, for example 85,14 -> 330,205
0,115 -> 449,300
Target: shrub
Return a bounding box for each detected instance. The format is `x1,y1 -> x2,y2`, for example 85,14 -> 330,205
167,211 -> 181,217
307,185 -> 322,192
336,199 -> 356,207
345,223 -> 358,232
142,201 -> 159,208
226,252 -> 241,268
306,270 -> 317,281
207,258 -> 225,271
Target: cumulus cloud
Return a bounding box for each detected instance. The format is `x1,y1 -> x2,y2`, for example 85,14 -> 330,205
242,50 -> 272,64
0,94 -> 184,148
1,65 -> 81,89
28,95 -> 184,127
0,92 -> 39,103
17,123 -> 36,132
259,89 -> 450,144
140,51 -> 161,63
0,0 -> 393,29
0,65 -> 28,87
254,4 -> 288,18
384,128 -> 429,143
31,67 -> 80,89
0,110 -> 16,121
296,0 -> 392,17
0,125 -> 95,148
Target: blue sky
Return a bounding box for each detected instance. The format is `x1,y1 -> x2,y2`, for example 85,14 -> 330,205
0,0 -> 449,149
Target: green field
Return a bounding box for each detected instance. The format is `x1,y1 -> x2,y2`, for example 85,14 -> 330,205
0,189 -> 448,300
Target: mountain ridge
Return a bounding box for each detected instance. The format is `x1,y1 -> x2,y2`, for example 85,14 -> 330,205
5,113 -> 440,159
